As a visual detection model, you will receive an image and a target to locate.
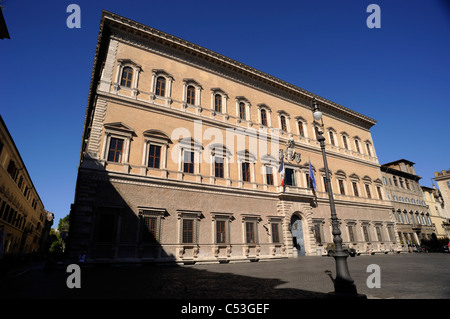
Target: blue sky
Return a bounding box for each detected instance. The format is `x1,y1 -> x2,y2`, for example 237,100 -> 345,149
1,0 -> 449,227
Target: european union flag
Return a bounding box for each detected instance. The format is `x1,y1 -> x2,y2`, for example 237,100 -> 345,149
309,160 -> 316,190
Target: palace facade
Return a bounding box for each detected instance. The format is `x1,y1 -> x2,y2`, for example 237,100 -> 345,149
67,11 -> 400,264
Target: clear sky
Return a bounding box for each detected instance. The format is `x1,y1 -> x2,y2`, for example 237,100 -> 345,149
1,0 -> 449,227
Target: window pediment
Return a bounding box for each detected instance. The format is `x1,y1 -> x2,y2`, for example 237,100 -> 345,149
152,69 -> 174,80
335,170 -> 346,177
183,78 -> 202,89
104,122 -> 136,136
118,58 -> 142,70
143,129 -> 172,144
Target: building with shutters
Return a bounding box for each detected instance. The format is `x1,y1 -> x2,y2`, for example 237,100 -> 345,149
380,159 -> 435,248
0,115 -> 53,260
67,11 -> 400,264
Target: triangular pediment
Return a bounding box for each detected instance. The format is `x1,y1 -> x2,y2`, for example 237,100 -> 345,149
104,122 -> 136,134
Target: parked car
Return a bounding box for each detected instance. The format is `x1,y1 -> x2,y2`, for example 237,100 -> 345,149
411,244 -> 429,253
443,245 -> 450,253
325,243 -> 357,257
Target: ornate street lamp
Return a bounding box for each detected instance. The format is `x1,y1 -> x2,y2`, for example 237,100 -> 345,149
311,97 -> 366,298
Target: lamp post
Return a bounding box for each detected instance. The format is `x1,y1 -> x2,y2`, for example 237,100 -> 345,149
311,97 -> 366,298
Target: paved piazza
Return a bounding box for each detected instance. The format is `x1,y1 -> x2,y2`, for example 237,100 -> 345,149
1,253 -> 449,300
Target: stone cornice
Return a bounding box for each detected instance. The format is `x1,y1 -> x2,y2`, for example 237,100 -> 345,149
98,11 -> 377,127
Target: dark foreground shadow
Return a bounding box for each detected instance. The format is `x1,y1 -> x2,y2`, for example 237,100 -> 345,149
0,262 -> 328,299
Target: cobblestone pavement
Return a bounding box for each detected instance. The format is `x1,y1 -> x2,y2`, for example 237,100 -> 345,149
1,253 -> 449,300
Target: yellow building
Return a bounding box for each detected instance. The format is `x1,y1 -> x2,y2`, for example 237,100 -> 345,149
433,170 -> 450,238
68,11 -> 399,264
421,185 -> 449,239
0,115 -> 53,260
380,159 -> 435,247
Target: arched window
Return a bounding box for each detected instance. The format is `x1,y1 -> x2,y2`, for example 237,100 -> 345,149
260,108 -> 267,126
120,67 -> 133,88
298,121 -> 305,137
280,115 -> 287,131
155,76 -> 166,97
214,94 -> 222,113
187,85 -> 196,104
239,102 -> 246,120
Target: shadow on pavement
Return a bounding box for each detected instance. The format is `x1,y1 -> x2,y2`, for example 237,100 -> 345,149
0,262 -> 329,299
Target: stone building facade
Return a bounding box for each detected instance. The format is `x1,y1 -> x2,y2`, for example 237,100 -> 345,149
421,185 -> 449,239
67,11 -> 399,264
380,159 -> 435,247
433,170 -> 450,238
0,115 -> 53,259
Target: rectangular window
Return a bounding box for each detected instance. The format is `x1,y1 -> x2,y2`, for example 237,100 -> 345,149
242,162 -> 250,182
323,176 -> 328,192
216,220 -> 226,244
266,166 -> 274,185
215,156 -> 224,178
107,137 -> 124,163
348,225 -> 355,242
182,219 -> 194,244
362,225 -> 370,242
271,223 -> 280,243
183,151 -> 194,174
376,186 -> 383,200
352,182 -> 359,197
376,226 -> 383,241
285,168 -> 295,186
7,160 -> 18,181
313,222 -> 322,244
246,221 -> 255,244
387,226 -> 395,241
148,144 -> 161,169
338,179 -> 345,195
143,216 -> 158,243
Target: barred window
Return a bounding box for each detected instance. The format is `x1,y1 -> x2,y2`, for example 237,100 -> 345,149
246,221 -> 255,244
182,219 -> 194,244
216,220 -> 226,244
271,223 -> 280,243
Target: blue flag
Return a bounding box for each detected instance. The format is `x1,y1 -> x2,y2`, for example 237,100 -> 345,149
309,160 -> 316,190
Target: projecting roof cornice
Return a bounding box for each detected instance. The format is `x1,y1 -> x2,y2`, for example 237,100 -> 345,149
97,11 -> 376,126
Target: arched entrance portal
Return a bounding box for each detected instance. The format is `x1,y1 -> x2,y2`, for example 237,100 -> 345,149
290,215 -> 305,256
